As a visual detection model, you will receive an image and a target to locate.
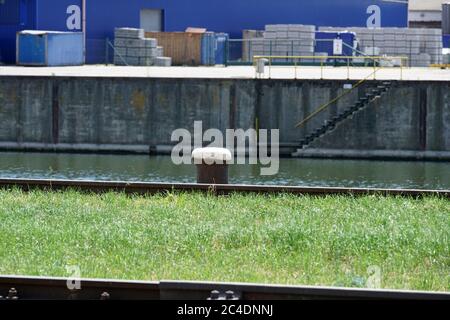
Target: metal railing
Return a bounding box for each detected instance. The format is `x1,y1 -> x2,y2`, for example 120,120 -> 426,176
105,38 -> 129,66
85,38 -> 112,65
293,65 -> 386,129
253,55 -> 409,80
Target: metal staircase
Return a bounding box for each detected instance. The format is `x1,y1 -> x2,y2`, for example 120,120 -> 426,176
298,81 -> 393,149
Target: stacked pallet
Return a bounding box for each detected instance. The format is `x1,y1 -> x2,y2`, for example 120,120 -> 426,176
319,27 -> 443,67
113,28 -> 171,66
249,24 -> 316,61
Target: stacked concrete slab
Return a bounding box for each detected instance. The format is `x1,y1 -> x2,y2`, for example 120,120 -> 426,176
248,24 -> 316,61
242,30 -> 264,62
318,27 -> 443,67
114,28 -> 171,66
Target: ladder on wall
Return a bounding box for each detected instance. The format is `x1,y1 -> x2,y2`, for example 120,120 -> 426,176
297,81 -> 394,149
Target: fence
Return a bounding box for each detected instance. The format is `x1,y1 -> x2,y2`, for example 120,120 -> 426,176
86,38 -> 111,64
86,36 -> 438,68
90,33 -> 222,66
227,38 -> 440,67
229,39 -> 363,65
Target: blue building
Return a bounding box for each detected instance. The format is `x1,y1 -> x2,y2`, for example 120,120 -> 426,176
0,0 -> 408,64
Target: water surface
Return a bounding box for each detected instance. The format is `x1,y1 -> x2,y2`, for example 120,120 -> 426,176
0,152 -> 448,190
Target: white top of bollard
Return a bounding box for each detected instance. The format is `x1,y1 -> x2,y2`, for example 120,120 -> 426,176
192,148 -> 232,165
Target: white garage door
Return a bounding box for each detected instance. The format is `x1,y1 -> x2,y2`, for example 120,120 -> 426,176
140,9 -> 163,32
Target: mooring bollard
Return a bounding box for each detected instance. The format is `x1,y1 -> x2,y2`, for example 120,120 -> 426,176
192,147 -> 232,184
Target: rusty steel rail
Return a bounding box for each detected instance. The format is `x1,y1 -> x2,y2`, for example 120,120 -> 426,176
0,275 -> 449,300
0,178 -> 448,198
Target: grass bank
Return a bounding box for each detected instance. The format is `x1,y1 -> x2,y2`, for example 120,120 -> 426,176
0,189 -> 448,291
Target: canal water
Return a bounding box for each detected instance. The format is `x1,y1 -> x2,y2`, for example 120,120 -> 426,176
0,152 -> 448,190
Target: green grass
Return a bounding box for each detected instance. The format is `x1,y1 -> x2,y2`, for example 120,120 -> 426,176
0,189 -> 448,291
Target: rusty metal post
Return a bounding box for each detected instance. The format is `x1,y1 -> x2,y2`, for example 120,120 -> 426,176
192,148 -> 232,185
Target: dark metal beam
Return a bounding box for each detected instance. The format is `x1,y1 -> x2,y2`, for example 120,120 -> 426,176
0,276 -> 448,300
0,178 -> 447,198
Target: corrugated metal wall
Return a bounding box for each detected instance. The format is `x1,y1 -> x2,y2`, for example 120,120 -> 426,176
0,0 -> 409,64
88,0 -> 408,39
0,0 -> 20,25
0,0 -> 36,63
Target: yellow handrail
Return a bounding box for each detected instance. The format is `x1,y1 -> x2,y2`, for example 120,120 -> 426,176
253,55 -> 408,65
253,55 -> 408,81
252,55 -> 408,129
294,66 -> 382,128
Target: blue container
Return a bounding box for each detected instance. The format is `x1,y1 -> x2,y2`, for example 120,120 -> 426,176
315,32 -> 338,56
214,33 -> 229,65
17,31 -> 84,66
339,32 -> 356,56
315,31 -> 356,56
443,35 -> 450,49
201,32 -> 216,65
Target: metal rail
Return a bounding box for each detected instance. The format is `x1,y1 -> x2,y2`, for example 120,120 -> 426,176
294,68 -> 382,129
0,275 -> 448,300
0,178 -> 448,198
253,55 -> 408,81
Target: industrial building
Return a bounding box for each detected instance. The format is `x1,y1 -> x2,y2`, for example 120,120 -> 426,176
0,0 -> 408,64
408,0 -> 448,28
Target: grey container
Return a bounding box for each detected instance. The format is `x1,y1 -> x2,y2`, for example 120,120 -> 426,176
443,3 -> 450,35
